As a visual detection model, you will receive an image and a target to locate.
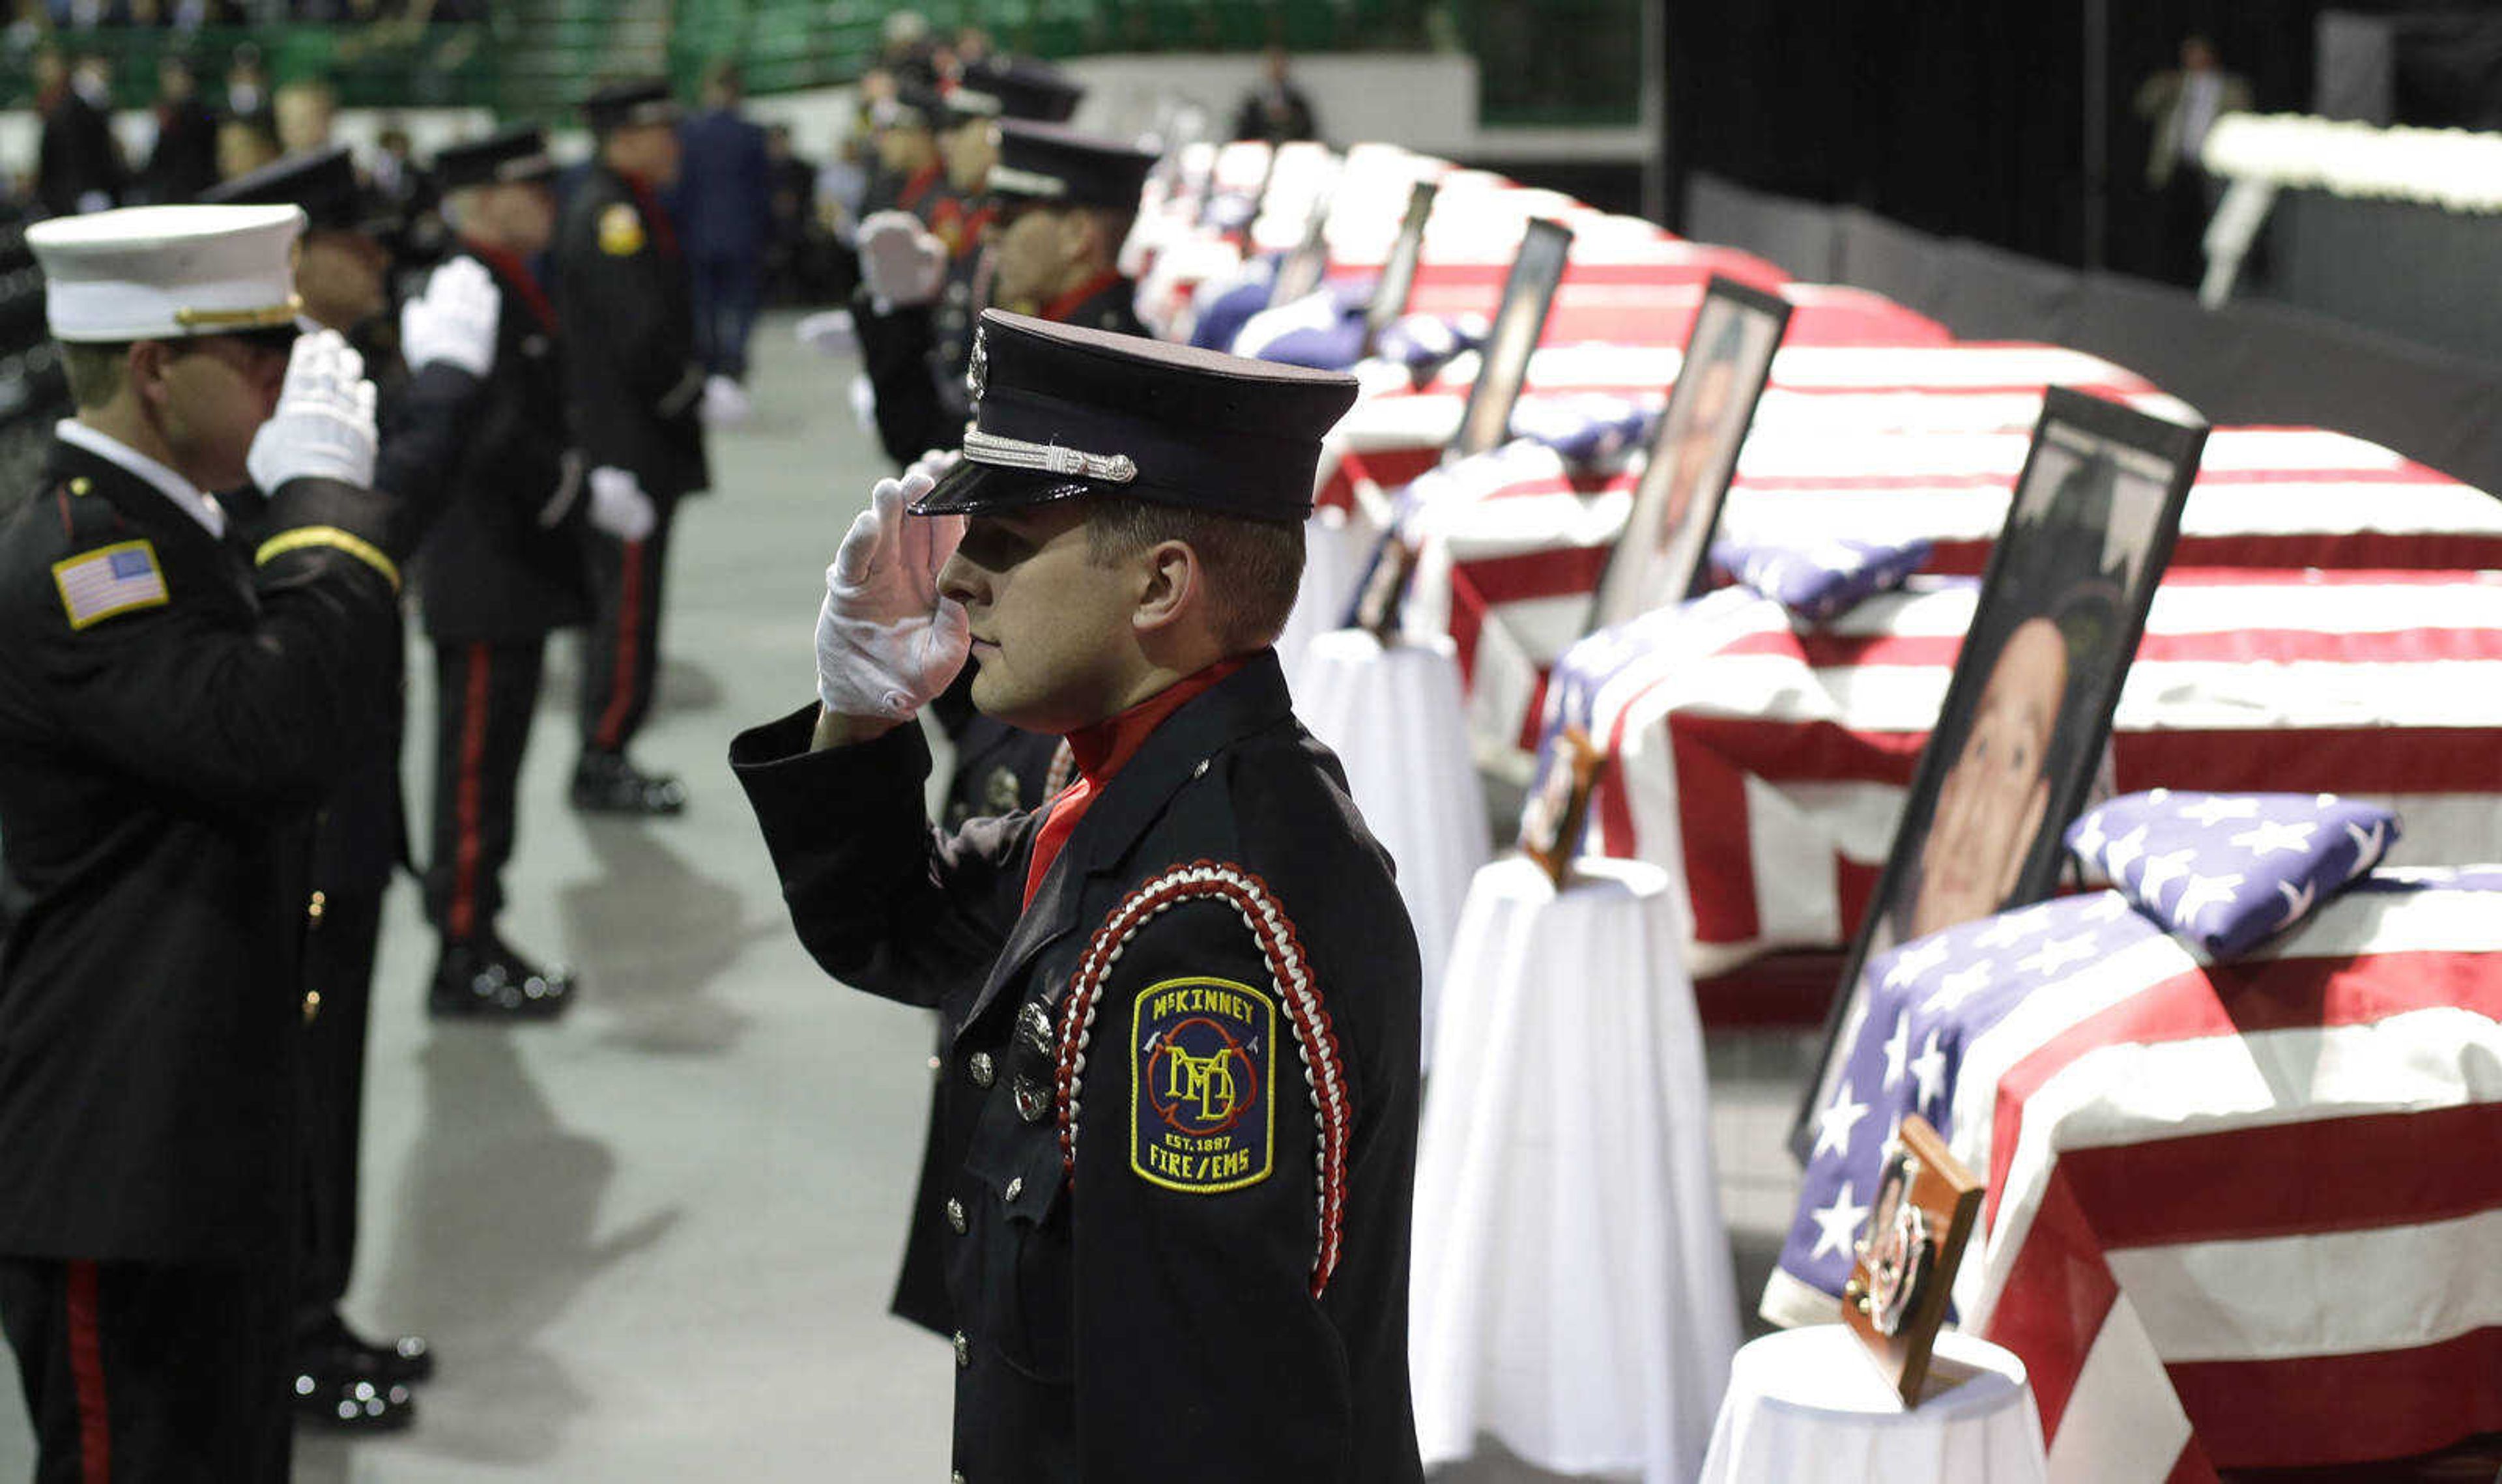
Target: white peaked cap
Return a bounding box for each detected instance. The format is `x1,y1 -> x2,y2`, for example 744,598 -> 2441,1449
27,203 -> 307,343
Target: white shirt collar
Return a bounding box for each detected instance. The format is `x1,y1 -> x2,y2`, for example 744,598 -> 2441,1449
55,419 -> 227,539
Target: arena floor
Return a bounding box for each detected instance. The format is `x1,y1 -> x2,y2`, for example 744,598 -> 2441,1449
0,311 -> 1809,1481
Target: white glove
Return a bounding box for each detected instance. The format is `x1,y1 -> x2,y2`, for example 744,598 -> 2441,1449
586,465 -> 657,541
857,210 -> 947,313
399,256 -> 501,378
796,308 -> 859,358
815,466 -> 968,721
247,330 -> 379,492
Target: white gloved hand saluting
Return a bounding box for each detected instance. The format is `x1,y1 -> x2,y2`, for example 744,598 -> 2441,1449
856,210 -> 948,313
247,329 -> 379,492
816,466 -> 968,721
399,255 -> 502,378
586,465 -> 657,541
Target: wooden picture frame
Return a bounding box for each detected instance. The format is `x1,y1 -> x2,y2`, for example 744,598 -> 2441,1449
1841,1114 -> 1983,1406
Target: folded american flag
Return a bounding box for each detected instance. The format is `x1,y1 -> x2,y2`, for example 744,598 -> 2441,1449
1708,534 -> 1932,622
2067,790 -> 2399,958
1506,394 -> 1654,470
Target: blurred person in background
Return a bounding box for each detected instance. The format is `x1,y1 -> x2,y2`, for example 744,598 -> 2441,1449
674,58 -> 771,419
224,42 -> 272,136
217,113 -> 283,182
143,52 -> 220,204
273,78 -> 336,156
35,50 -> 126,216
2134,33 -> 2252,287
1233,45 -> 1319,145
416,124 -> 597,1022
556,78 -> 710,816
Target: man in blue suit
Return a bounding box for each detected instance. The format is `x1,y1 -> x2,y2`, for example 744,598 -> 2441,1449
673,60 -> 772,420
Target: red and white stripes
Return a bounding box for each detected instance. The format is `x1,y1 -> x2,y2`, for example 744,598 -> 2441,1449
1056,860 -> 1353,1298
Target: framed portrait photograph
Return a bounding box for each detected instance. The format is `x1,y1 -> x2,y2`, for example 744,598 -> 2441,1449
1448,217 -> 1574,461
1360,178 -> 1439,358
1791,388 -> 2209,1159
1582,276 -> 1792,635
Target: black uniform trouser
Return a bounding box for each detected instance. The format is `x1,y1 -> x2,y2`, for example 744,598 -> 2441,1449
427,636 -> 548,941
297,885 -> 382,1324
578,499 -> 678,758
0,1255 -> 292,1481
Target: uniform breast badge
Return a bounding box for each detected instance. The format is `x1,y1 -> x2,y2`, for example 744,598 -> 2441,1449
1130,975 -> 1274,1195
597,202 -> 646,257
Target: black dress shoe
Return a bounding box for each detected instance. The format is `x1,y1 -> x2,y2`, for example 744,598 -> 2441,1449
429,935 -> 575,1020
569,751 -> 687,816
301,1311 -> 435,1386
291,1337 -> 417,1433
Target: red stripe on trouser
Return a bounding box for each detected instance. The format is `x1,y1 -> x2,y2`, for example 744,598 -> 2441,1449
448,642 -> 493,941
65,1260 -> 108,1484
595,538 -> 645,750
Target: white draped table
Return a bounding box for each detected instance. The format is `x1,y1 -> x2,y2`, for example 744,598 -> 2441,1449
1291,629 -> 1489,1040
1410,857 -> 1736,1484
1699,1327 -> 2047,1484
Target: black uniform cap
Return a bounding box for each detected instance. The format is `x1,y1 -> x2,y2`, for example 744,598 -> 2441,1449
914,309 -> 1359,522
199,145 -> 391,235
582,78 -> 679,134
889,81 -> 951,132
433,124 -> 558,192
950,59 -> 1086,124
988,121 -> 1158,212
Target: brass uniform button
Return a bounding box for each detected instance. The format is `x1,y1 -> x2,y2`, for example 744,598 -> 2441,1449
307,890 -> 326,926
302,990 -> 322,1026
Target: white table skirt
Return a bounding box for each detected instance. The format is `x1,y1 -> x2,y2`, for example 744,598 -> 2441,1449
1699,1327 -> 2047,1484
1291,629 -> 1491,1044
1276,506 -> 1374,685
1410,857 -> 1738,1484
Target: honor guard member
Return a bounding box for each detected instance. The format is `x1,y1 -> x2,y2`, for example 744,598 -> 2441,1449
862,78 -> 951,222
732,310 -> 1425,1483
854,120 -> 1153,474
203,145 -> 495,1427
418,124 -> 604,1016
922,59 -> 1089,391
0,205 -> 409,1479
558,79 -> 710,815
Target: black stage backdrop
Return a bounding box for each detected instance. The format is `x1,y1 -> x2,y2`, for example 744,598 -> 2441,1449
1662,0 -> 2438,276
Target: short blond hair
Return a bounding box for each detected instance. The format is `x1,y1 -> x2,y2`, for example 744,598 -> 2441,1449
60,341 -> 126,410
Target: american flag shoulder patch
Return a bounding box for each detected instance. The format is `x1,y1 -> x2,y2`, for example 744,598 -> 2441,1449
51,539 -> 169,630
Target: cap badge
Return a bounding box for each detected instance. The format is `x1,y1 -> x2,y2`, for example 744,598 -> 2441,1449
966,328 -> 988,403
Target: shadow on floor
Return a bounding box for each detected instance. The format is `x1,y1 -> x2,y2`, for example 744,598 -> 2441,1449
560,820 -> 769,1057
352,1032 -> 680,1471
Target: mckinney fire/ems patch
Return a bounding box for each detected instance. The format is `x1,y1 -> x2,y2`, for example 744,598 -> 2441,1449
1130,975 -> 1274,1195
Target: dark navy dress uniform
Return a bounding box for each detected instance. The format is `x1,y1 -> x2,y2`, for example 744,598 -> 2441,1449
415,130 -> 594,979
732,312 -> 1424,1481
556,81 -> 712,775
0,356 -> 410,1479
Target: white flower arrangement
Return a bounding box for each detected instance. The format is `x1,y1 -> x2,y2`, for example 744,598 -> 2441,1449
2201,112 -> 2502,214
